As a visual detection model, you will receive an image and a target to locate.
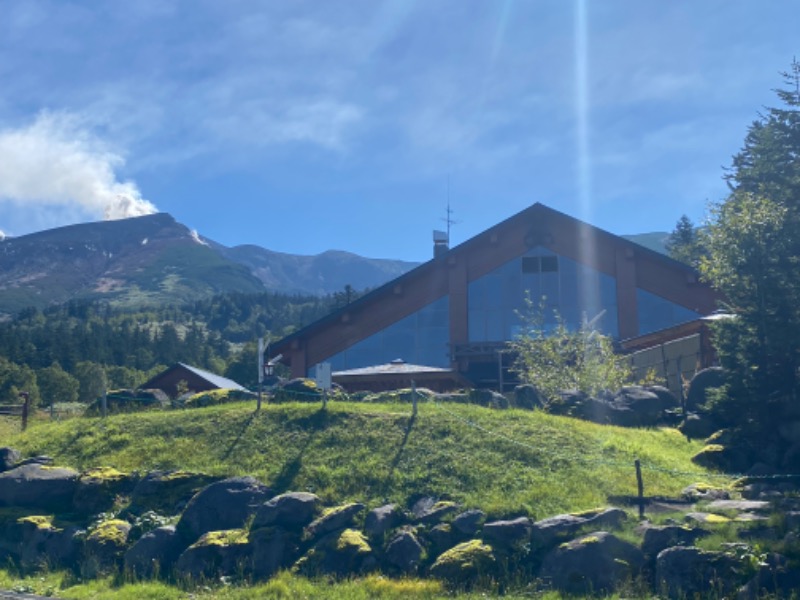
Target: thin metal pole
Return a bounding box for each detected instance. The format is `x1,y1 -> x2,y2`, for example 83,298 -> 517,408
635,459 -> 645,519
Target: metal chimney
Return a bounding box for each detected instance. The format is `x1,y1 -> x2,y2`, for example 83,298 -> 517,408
433,230 -> 449,258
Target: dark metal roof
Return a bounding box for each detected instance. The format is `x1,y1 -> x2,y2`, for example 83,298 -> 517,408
141,363 -> 248,392
176,363 -> 247,390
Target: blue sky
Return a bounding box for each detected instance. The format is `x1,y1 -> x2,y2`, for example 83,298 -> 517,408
0,1 -> 797,262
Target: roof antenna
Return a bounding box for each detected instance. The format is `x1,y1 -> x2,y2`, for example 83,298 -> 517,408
442,176 -> 460,244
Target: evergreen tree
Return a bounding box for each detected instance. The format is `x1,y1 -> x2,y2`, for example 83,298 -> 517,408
701,62 -> 800,437
666,214 -> 705,267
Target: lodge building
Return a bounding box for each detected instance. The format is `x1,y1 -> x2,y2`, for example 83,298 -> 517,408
272,203 -> 719,390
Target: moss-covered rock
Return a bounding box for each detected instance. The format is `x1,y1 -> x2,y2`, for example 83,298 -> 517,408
127,470 -> 220,516
429,539 -> 496,586
183,389 -> 254,408
9,513 -> 83,572
304,502 -> 365,541
251,491 -> 321,531
294,528 -> 373,576
82,518 -> 132,577
539,531 -> 644,596
73,466 -> 138,515
174,528 -> 251,580
385,529 -> 424,573
691,444 -> 749,472
124,524 -> 185,580
176,476 -> 271,543
0,463 -> 80,511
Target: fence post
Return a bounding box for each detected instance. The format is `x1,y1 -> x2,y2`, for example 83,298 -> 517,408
635,459 -> 645,519
412,380 -> 418,418
19,392 -> 30,432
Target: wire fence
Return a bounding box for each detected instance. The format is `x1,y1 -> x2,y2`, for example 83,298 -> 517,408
6,384 -> 800,488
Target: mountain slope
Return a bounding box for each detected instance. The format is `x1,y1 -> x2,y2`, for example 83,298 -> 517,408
0,213 -> 266,315
622,231 -> 669,255
0,214 -> 420,316
219,244 -> 419,295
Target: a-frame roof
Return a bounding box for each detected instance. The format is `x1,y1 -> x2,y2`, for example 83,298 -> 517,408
272,202 -> 718,368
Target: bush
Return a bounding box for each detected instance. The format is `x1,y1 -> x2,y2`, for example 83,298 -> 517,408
85,389 -> 169,415
509,298 -> 632,402
182,388 -> 255,409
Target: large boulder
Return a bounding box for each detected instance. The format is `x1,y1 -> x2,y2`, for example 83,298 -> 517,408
250,526 -> 298,580
429,539 -> 496,587
539,531 -> 644,596
427,523 -> 455,557
686,367 -> 726,411
548,389 -> 589,416
384,530 -> 423,573
0,448 -> 20,472
81,519 -> 132,577
175,529 -> 250,580
514,384 -> 546,410
0,464 -> 80,511
608,386 -> 664,427
364,504 -> 404,539
251,492 -> 320,531
11,515 -> 83,572
681,483 -> 731,502
469,389 -> 509,410
679,412 -> 721,440
452,509 -> 486,537
73,467 -> 138,515
655,546 -> 744,599
530,507 -> 626,551
176,476 -> 271,543
646,385 -> 680,411
482,516 -> 532,549
124,525 -> 185,579
416,501 -> 458,525
294,528 -> 374,576
641,525 -> 709,560
304,502 -> 365,541
691,444 -> 750,472
574,387 -> 663,427
739,560 -> 800,600
127,470 -> 220,516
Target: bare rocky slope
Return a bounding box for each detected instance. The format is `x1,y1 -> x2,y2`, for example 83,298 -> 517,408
0,214 -> 418,317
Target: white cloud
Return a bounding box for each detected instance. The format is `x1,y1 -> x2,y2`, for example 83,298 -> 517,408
0,112 -> 157,221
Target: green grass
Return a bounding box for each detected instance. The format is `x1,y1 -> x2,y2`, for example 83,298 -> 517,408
2,399 -> 725,518
0,569 -> 582,599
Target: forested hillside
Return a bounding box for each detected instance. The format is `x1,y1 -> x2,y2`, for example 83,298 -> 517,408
0,290 -> 360,406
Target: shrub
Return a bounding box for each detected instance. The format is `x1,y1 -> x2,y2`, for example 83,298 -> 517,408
509,298 -> 632,402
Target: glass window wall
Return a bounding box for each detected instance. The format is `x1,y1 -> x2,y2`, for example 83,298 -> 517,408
467,246 -> 619,342
317,296 -> 450,373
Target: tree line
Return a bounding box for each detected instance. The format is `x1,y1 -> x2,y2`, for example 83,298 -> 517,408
0,287 -> 365,406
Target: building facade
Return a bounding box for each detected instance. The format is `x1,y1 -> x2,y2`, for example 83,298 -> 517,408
273,203 -> 718,387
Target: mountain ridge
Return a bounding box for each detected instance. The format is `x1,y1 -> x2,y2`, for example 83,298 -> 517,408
0,214 -> 672,318
0,214 -> 420,316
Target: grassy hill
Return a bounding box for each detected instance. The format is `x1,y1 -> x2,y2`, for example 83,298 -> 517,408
2,399 -> 723,519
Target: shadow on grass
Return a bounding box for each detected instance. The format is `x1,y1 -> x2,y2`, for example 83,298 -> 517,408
379,414 -> 416,495
271,434 -> 314,494
221,410 -> 259,461
268,407 -> 333,493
